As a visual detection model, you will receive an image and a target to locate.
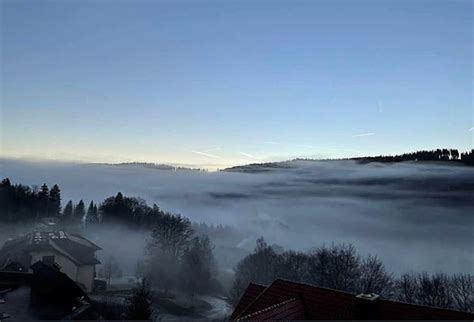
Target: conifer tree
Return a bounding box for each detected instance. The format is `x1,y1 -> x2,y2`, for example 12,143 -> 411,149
62,200 -> 74,218
49,184 -> 61,216
73,200 -> 86,224
86,201 -> 99,225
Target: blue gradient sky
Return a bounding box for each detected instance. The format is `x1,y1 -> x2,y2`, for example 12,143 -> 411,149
1,0 -> 472,167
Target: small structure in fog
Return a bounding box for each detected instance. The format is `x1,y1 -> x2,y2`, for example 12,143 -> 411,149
0,231 -> 101,292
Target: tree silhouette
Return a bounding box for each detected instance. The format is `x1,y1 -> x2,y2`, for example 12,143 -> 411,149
73,200 -> 86,225
38,184 -> 49,216
49,184 -> 61,216
62,200 -> 74,221
86,201 -> 99,225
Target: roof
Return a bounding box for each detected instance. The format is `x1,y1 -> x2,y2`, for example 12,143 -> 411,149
237,297 -> 306,320
230,279 -> 474,320
230,283 -> 266,320
0,231 -> 101,268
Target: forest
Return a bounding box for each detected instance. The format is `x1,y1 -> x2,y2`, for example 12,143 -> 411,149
352,148 -> 474,165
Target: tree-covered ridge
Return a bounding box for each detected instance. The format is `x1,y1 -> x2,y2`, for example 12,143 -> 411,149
97,162 -> 208,172
0,178 -> 184,227
353,148 -> 474,165
0,178 -> 61,222
223,149 -> 474,172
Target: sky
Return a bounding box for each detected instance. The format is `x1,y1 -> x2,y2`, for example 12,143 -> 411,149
1,0 -> 472,168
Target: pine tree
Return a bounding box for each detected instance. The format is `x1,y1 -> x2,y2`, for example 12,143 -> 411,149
49,184 -> 61,216
73,200 -> 86,224
86,201 -> 99,225
38,184 -> 49,199
62,200 -> 74,218
1,178 -> 11,187
93,204 -> 99,223
38,184 -> 49,216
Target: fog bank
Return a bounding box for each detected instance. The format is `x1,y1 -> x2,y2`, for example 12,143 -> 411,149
1,158 -> 472,275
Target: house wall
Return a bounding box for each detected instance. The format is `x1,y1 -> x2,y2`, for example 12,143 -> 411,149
76,264 -> 95,292
30,251 -> 78,280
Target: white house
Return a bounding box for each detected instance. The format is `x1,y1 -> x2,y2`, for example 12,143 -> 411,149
0,231 -> 101,292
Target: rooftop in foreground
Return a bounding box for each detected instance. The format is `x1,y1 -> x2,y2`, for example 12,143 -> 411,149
230,279 -> 474,320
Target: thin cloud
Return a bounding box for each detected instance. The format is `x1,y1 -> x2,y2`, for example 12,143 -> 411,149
468,127 -> 474,132
202,147 -> 221,152
263,141 -> 280,145
191,150 -> 222,159
239,152 -> 258,159
352,132 -> 376,137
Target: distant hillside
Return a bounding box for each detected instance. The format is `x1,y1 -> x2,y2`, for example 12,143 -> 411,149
223,148 -> 474,173
352,148 -> 473,165
99,162 -> 208,172
223,161 -> 294,173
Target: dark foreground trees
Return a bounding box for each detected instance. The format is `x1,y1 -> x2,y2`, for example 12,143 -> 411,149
126,279 -> 153,320
145,212 -> 220,296
230,238 -> 473,312
397,272 -> 473,312
0,179 -> 62,222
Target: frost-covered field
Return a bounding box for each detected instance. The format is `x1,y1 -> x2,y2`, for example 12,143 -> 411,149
1,158 -> 473,274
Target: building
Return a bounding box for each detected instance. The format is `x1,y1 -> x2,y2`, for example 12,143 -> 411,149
0,231 -> 101,292
230,279 -> 474,320
0,261 -> 100,320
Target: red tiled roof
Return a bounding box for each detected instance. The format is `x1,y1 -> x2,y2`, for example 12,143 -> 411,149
230,279 -> 474,320
237,297 -> 306,321
230,282 -> 266,320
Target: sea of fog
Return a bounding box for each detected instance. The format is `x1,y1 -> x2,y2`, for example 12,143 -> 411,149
1,158 -> 473,275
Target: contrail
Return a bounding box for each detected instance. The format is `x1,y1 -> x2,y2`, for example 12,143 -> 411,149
239,152 -> 257,159
352,132 -> 376,137
191,150 -> 222,159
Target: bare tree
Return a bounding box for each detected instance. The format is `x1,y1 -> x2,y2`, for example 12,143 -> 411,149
146,213 -> 194,293
275,250 -> 309,282
100,256 -> 122,285
416,272 -> 452,309
229,237 -> 279,306
358,255 -> 393,297
397,272 -> 418,304
397,272 -> 454,309
148,213 -> 193,259
452,274 -> 473,312
307,243 -> 360,292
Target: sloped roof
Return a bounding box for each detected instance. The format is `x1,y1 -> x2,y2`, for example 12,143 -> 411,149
230,279 -> 474,320
237,297 -> 306,321
230,283 -> 266,320
0,231 -> 100,268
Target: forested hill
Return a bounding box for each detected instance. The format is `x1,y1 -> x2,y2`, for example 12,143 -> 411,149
223,149 -> 474,172
96,162 -> 208,172
352,148 -> 473,165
